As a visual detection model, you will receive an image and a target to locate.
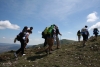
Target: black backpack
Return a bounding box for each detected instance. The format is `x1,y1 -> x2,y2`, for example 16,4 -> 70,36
93,28 -> 98,34
42,31 -> 45,38
16,32 -> 24,41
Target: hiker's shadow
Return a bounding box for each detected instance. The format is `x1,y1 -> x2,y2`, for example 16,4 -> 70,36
27,54 -> 47,61
35,50 -> 45,54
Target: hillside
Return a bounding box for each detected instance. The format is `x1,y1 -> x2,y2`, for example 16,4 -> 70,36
0,36 -> 100,67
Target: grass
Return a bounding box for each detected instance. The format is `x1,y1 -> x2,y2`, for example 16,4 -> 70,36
0,36 -> 100,67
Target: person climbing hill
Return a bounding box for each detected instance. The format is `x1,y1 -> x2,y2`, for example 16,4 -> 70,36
77,30 -> 81,42
81,25 -> 89,47
14,26 -> 33,57
93,28 -> 99,40
54,25 -> 62,49
42,27 -> 49,47
45,24 -> 55,54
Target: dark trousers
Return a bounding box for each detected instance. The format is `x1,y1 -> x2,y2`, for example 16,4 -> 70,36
44,37 -> 47,47
16,39 -> 25,55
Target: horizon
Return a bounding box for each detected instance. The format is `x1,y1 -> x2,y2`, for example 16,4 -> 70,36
0,38 -> 76,45
0,0 -> 100,45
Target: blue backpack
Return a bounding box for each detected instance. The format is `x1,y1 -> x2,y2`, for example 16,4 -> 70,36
93,28 -> 98,34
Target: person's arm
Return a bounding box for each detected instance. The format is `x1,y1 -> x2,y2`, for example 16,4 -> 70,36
58,29 -> 62,35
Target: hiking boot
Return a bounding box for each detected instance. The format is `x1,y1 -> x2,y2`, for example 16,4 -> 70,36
22,54 -> 26,56
14,52 -> 17,57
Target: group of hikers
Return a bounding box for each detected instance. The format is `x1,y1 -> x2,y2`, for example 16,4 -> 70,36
77,25 -> 99,47
42,24 -> 62,54
13,24 -> 99,57
14,24 -> 62,57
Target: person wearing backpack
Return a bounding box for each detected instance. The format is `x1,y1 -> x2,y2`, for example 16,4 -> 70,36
77,30 -> 81,42
55,25 -> 62,49
81,25 -> 89,47
14,27 -> 33,57
45,24 -> 55,54
42,27 -> 49,47
93,28 -> 99,40
14,26 -> 28,43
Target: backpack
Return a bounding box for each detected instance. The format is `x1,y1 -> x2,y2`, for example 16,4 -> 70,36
16,32 -> 25,41
81,28 -> 87,35
42,27 -> 49,38
93,28 -> 98,34
47,25 -> 54,34
77,31 -> 81,36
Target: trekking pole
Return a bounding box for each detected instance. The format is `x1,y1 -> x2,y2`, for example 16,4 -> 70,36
60,35 -> 61,47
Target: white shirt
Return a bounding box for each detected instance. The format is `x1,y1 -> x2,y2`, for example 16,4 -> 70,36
23,32 -> 29,40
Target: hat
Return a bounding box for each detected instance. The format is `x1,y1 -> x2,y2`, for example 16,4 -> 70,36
24,26 -> 28,29
85,25 -> 88,28
30,27 -> 33,30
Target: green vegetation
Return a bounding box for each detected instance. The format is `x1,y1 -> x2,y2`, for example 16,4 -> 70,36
0,36 -> 100,67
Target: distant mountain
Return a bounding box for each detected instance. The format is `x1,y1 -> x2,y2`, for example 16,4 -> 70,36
60,39 -> 76,45
0,43 -> 33,54
31,39 -> 76,48
0,39 -> 75,54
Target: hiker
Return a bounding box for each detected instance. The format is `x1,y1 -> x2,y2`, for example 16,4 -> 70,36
14,27 -> 32,57
77,30 -> 81,42
42,27 -> 49,47
14,26 -> 33,48
81,25 -> 89,47
24,27 -> 33,48
93,28 -> 99,40
55,25 -> 62,49
45,24 -> 55,54
14,26 -> 28,43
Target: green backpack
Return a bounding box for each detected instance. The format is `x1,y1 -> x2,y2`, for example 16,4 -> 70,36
47,25 -> 54,34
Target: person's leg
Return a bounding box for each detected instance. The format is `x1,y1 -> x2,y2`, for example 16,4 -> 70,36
45,38 -> 50,53
44,38 -> 47,47
24,43 -> 27,49
21,40 -> 25,55
78,36 -> 80,42
82,34 -> 86,47
79,36 -> 81,42
48,38 -> 54,53
16,39 -> 25,55
95,34 -> 97,40
16,40 -> 23,54
56,36 -> 60,49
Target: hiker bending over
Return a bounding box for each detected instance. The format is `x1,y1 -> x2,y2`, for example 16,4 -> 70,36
77,30 -> 81,42
14,27 -> 32,57
45,24 -> 55,54
14,26 -> 28,43
81,25 -> 89,47
93,28 -> 99,40
42,27 -> 49,47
